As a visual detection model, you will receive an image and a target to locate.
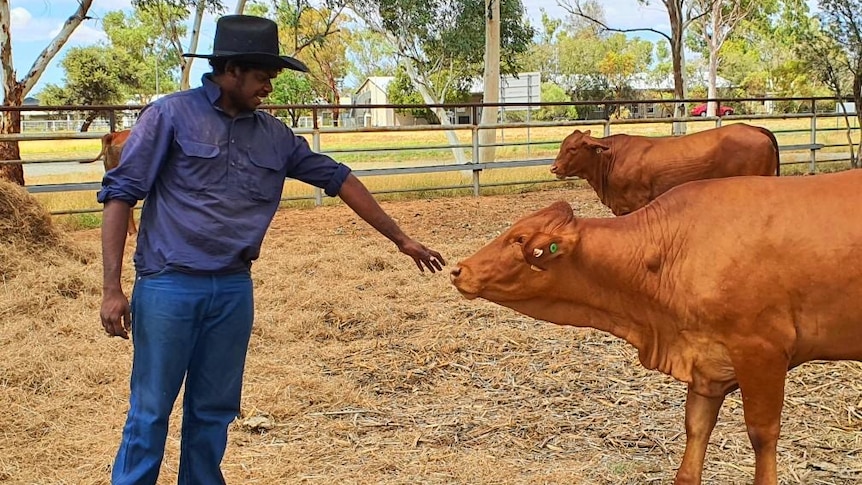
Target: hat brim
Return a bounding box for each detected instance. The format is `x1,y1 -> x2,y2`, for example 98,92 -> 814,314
183,52 -> 308,73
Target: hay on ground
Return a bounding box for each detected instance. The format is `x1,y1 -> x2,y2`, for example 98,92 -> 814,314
0,182 -> 860,485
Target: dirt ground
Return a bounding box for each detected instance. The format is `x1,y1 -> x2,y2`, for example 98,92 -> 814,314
1,181 -> 861,485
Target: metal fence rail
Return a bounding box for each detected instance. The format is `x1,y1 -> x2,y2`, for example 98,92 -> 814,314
4,97 -> 859,215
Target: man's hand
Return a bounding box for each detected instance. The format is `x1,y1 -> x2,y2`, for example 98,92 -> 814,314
101,287 -> 131,339
398,238 -> 446,273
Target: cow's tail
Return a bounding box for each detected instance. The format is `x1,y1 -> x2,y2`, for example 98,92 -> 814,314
81,136 -> 108,164
758,126 -> 781,176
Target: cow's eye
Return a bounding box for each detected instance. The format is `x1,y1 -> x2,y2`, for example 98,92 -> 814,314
514,235 -> 526,245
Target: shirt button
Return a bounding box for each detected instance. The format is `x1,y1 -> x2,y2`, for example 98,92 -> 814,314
231,139 -> 235,143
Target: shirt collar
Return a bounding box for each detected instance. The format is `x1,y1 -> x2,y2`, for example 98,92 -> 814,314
202,74 -> 222,107
201,73 -> 256,119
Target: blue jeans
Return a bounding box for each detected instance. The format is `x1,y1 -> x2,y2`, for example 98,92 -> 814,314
112,271 -> 254,485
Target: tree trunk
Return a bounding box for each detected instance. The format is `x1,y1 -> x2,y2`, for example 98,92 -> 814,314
0,110 -> 24,185
402,59 -> 468,164
0,0 -> 93,184
479,0 -> 501,163
707,48 -> 718,117
854,72 -> 862,169
79,111 -> 100,132
706,4 -> 719,118
181,1 -> 206,90
668,0 -> 688,135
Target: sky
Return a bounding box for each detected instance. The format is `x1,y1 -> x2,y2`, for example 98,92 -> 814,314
10,0 -> 814,98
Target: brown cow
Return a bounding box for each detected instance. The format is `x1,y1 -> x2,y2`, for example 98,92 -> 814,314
549,123 -> 780,215
450,170 -> 862,485
81,130 -> 136,235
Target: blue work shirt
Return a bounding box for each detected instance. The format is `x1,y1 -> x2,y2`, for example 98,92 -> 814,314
97,74 -> 352,276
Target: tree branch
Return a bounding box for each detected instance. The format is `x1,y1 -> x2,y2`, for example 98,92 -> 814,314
558,0 -> 672,42
20,0 -> 96,96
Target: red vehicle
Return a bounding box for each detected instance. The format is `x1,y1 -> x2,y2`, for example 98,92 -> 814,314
690,103 -> 734,116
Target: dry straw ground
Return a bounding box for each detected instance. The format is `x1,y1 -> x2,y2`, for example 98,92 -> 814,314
1,179 -> 861,485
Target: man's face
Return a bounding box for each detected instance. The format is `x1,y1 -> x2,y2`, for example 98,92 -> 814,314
222,64 -> 280,114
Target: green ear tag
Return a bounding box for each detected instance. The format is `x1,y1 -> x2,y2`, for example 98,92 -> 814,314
549,242 -> 558,254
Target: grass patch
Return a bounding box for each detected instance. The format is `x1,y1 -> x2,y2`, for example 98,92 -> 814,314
56,213 -> 104,232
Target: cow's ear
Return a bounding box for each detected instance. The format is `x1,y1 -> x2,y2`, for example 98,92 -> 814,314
584,134 -> 610,151
522,233 -> 575,271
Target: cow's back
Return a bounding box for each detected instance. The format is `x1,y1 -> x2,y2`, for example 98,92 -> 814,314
644,170 -> 862,361
607,124 -> 779,213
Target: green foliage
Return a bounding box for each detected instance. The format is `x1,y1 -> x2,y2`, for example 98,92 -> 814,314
345,29 -> 398,88
102,8 -> 185,100
38,46 -> 135,110
535,82 -> 578,120
387,67 -> 438,122
353,0 -> 534,101
133,0 -> 225,14
267,70 -> 317,126
718,0 -> 820,97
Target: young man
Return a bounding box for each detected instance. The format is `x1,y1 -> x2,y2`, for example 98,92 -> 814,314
97,14 -> 445,485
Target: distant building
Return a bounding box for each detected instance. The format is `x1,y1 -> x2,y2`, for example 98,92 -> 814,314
351,72 -> 541,127
351,76 -> 418,127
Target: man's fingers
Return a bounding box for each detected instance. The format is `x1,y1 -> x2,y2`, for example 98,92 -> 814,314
101,310 -> 130,339
430,251 -> 446,266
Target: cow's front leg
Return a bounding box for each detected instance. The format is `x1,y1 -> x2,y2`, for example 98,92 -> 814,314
674,388 -> 724,485
733,348 -> 788,485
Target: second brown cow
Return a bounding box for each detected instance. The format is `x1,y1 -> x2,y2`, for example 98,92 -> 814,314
549,123 -> 780,215
81,129 -> 136,235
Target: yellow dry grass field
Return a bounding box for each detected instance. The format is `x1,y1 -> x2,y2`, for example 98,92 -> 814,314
1,179 -> 861,485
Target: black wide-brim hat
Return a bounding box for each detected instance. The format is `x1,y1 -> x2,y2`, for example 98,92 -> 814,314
183,15 -> 308,72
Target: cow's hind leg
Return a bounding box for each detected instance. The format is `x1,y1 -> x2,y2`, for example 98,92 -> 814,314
674,388 -> 724,485
732,347 -> 788,485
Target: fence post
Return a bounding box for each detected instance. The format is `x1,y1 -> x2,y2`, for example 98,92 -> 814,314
603,120 -> 611,137
471,114 -> 481,196
312,108 -> 323,205
810,99 -> 817,174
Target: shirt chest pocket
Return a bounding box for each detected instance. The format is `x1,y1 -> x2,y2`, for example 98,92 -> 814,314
174,138 -> 225,191
242,151 -> 287,202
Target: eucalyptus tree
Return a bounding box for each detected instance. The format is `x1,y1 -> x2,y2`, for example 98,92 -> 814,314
345,29 -> 397,87
266,70 -> 316,126
133,0 -> 227,90
0,0 -> 95,184
37,46 -> 140,131
102,8 -> 184,102
715,0 -> 815,101
349,0 -> 533,164
688,0 -> 768,115
560,0 -> 712,132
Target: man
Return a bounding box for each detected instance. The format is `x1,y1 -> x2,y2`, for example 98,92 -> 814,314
97,15 -> 445,485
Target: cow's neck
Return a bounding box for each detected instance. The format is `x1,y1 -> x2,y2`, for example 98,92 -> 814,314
503,215 -> 671,365
580,141 -> 615,207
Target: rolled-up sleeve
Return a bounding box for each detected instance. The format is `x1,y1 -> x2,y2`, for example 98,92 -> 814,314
97,105 -> 174,206
283,132 -> 352,197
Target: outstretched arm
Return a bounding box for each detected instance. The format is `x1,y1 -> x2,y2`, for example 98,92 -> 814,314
337,174 -> 445,273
